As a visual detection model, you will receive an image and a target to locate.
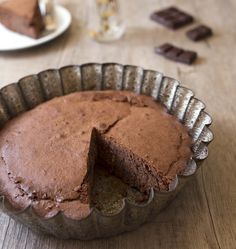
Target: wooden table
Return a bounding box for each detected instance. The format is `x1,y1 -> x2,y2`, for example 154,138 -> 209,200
0,0 -> 235,248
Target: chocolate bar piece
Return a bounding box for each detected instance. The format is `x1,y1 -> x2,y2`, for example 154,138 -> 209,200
150,6 -> 194,29
155,43 -> 197,65
186,25 -> 213,41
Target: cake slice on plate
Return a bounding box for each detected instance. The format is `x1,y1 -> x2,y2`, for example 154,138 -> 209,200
0,0 -> 45,38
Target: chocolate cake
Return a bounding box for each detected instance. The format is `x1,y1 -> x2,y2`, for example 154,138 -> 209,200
0,91 -> 192,219
0,0 -> 44,38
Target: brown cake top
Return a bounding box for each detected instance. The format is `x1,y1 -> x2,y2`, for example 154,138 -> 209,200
0,91 -> 192,218
106,100 -> 191,178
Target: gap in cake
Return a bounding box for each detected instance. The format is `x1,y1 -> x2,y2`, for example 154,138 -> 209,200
91,165 -> 149,215
89,127 -> 181,214
87,128 -> 150,215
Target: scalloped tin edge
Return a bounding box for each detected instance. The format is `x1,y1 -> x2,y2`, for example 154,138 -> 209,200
0,63 -> 213,239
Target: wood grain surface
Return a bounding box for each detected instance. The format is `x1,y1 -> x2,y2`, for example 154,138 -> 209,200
0,0 -> 235,248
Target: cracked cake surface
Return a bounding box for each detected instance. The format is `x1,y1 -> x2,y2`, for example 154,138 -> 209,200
0,90 -> 192,219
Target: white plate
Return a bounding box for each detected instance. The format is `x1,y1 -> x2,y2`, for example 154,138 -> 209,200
0,5 -> 71,51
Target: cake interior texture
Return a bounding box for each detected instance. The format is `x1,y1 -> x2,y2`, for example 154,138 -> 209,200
0,0 -> 44,38
0,91 -> 192,219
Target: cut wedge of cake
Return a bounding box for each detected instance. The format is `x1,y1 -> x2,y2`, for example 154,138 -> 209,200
0,0 -> 44,38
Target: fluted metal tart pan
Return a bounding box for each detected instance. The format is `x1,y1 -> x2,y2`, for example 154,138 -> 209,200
0,63 -> 213,239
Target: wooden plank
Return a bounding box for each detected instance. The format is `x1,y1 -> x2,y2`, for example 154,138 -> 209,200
0,0 -> 235,248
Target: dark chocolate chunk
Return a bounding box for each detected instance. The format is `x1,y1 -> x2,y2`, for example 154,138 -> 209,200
154,43 -> 173,54
150,6 -> 194,29
166,47 -> 184,61
178,51 -> 197,64
155,44 -> 197,65
186,25 -> 213,41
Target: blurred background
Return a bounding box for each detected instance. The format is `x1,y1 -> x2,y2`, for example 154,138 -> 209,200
0,0 -> 235,249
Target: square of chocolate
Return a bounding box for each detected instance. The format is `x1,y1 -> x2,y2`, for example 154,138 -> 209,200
154,43 -> 173,55
178,51 -> 197,64
155,43 -> 197,65
165,47 -> 184,61
150,6 -> 194,29
186,25 -> 213,41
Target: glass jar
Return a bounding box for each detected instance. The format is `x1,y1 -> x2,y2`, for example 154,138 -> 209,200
88,0 -> 125,42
